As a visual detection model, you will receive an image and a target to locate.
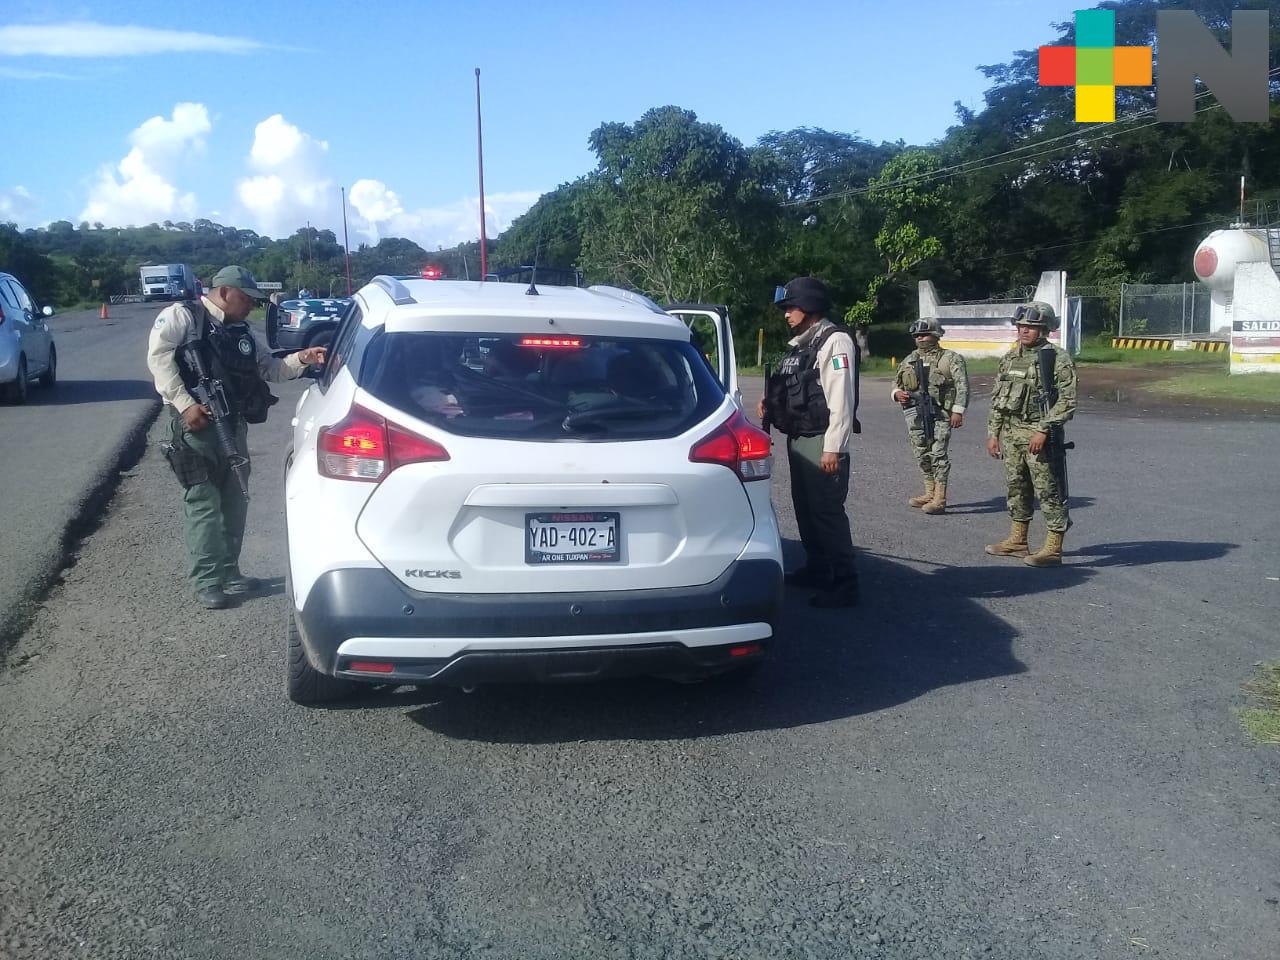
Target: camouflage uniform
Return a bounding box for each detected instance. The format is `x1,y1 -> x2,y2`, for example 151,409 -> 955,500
893,345 -> 969,488
987,339 -> 1077,533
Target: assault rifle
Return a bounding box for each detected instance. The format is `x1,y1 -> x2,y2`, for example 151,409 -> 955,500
1036,345 -> 1074,500
179,342 -> 251,500
907,356 -> 938,444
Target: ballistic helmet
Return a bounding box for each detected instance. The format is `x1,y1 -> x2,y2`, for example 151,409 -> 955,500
773,277 -> 832,315
908,317 -> 945,338
1012,301 -> 1059,331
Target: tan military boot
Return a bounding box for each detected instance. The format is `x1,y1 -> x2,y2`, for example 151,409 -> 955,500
908,480 -> 934,508
921,483 -> 947,515
985,520 -> 1030,556
1023,530 -> 1065,567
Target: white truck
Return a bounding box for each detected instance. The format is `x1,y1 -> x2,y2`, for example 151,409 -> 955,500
140,263 -> 197,302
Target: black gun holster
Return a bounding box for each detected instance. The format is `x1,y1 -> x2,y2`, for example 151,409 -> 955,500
160,414 -> 210,489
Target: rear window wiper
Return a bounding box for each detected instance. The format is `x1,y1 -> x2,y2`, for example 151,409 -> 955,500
561,402 -> 676,432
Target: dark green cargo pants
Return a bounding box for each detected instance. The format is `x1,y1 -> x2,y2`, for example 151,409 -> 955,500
168,409 -> 250,592
786,433 -> 857,585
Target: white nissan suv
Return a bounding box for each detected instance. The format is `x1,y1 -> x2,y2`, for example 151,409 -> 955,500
283,276 -> 783,704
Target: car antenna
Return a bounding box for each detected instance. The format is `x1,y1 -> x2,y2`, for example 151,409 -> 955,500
525,235 -> 541,296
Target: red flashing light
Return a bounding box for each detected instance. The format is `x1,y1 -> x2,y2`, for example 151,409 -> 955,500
421,265 -> 444,280
520,337 -> 582,349
348,660 -> 396,674
318,404 -> 449,482
689,410 -> 772,482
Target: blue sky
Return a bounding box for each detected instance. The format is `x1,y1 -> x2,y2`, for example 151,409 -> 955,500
0,0 -> 1081,249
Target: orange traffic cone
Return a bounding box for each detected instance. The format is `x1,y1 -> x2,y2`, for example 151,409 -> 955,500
100,302 -> 109,320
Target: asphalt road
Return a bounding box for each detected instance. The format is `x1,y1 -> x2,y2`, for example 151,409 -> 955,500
0,367 -> 1277,959
0,301 -> 159,644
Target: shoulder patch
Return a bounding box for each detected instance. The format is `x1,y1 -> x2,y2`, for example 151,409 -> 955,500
832,354 -> 850,370
154,315 -> 167,329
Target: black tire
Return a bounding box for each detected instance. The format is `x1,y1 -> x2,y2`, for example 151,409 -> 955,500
4,356 -> 28,405
285,604 -> 358,705
38,345 -> 56,388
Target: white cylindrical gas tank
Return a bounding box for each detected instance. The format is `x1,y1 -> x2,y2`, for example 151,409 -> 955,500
1193,229 -> 1269,291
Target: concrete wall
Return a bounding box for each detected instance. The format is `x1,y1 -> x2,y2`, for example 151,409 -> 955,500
1230,261 -> 1280,374
919,271 -> 1066,357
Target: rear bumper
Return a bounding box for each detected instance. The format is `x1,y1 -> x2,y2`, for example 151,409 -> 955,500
274,326 -> 304,350
295,558 -> 783,684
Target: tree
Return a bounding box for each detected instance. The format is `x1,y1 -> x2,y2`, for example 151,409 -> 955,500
576,106 -> 776,309
844,150 -> 951,349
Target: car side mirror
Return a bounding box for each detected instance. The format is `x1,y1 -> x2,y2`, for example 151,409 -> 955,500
41,305 -> 54,317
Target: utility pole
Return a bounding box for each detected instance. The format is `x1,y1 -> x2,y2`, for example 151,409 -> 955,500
475,67 -> 488,279
341,186 -> 353,295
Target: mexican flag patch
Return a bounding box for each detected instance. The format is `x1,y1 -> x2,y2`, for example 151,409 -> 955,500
832,354 -> 850,370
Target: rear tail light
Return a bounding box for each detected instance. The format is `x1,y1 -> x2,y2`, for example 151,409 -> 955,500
689,410 -> 771,481
318,404 -> 449,482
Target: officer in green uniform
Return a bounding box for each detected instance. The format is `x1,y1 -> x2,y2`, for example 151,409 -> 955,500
985,301 -> 1077,567
892,317 -> 969,514
759,277 -> 860,608
146,266 -> 327,609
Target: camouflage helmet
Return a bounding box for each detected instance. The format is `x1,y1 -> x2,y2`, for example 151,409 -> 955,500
908,317 -> 945,338
1012,301 -> 1059,331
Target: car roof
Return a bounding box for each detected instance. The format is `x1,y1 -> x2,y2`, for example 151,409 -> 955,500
359,277 -> 690,342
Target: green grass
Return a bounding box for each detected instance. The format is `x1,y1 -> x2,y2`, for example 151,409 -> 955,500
1144,369 -> 1280,403
1240,662 -> 1280,745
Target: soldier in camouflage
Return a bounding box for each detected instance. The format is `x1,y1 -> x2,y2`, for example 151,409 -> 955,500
892,317 -> 969,515
985,301 -> 1077,567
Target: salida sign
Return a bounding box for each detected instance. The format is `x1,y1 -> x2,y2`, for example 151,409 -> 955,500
1039,9 -> 1269,123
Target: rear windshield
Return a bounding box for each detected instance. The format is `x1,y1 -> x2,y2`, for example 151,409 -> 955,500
359,332 -> 724,441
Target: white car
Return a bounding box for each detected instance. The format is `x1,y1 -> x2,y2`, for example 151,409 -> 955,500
283,277 -> 783,704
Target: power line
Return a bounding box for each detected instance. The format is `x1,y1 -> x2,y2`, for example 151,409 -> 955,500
788,68 -> 1280,207
965,217 -> 1224,263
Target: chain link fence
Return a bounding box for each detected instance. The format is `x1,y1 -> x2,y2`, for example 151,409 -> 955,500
1118,282 -> 1211,338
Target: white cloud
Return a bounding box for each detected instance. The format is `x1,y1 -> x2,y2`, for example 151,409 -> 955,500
350,182 -> 542,250
0,21 -> 265,57
235,114 -> 337,238
0,185 -> 38,225
80,102 -> 210,226
0,65 -> 74,80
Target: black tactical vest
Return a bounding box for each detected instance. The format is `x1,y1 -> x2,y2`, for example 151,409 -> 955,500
764,322 -> 852,437
176,302 -> 275,423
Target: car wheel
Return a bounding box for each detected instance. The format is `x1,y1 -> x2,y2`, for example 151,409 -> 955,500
38,345 -> 56,388
285,605 -> 357,705
3,356 -> 29,405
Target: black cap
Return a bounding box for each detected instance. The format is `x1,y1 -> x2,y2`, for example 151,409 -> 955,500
774,277 -> 832,315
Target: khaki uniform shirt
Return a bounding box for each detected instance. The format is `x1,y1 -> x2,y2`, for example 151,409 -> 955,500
787,320 -> 858,454
146,296 -> 307,414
